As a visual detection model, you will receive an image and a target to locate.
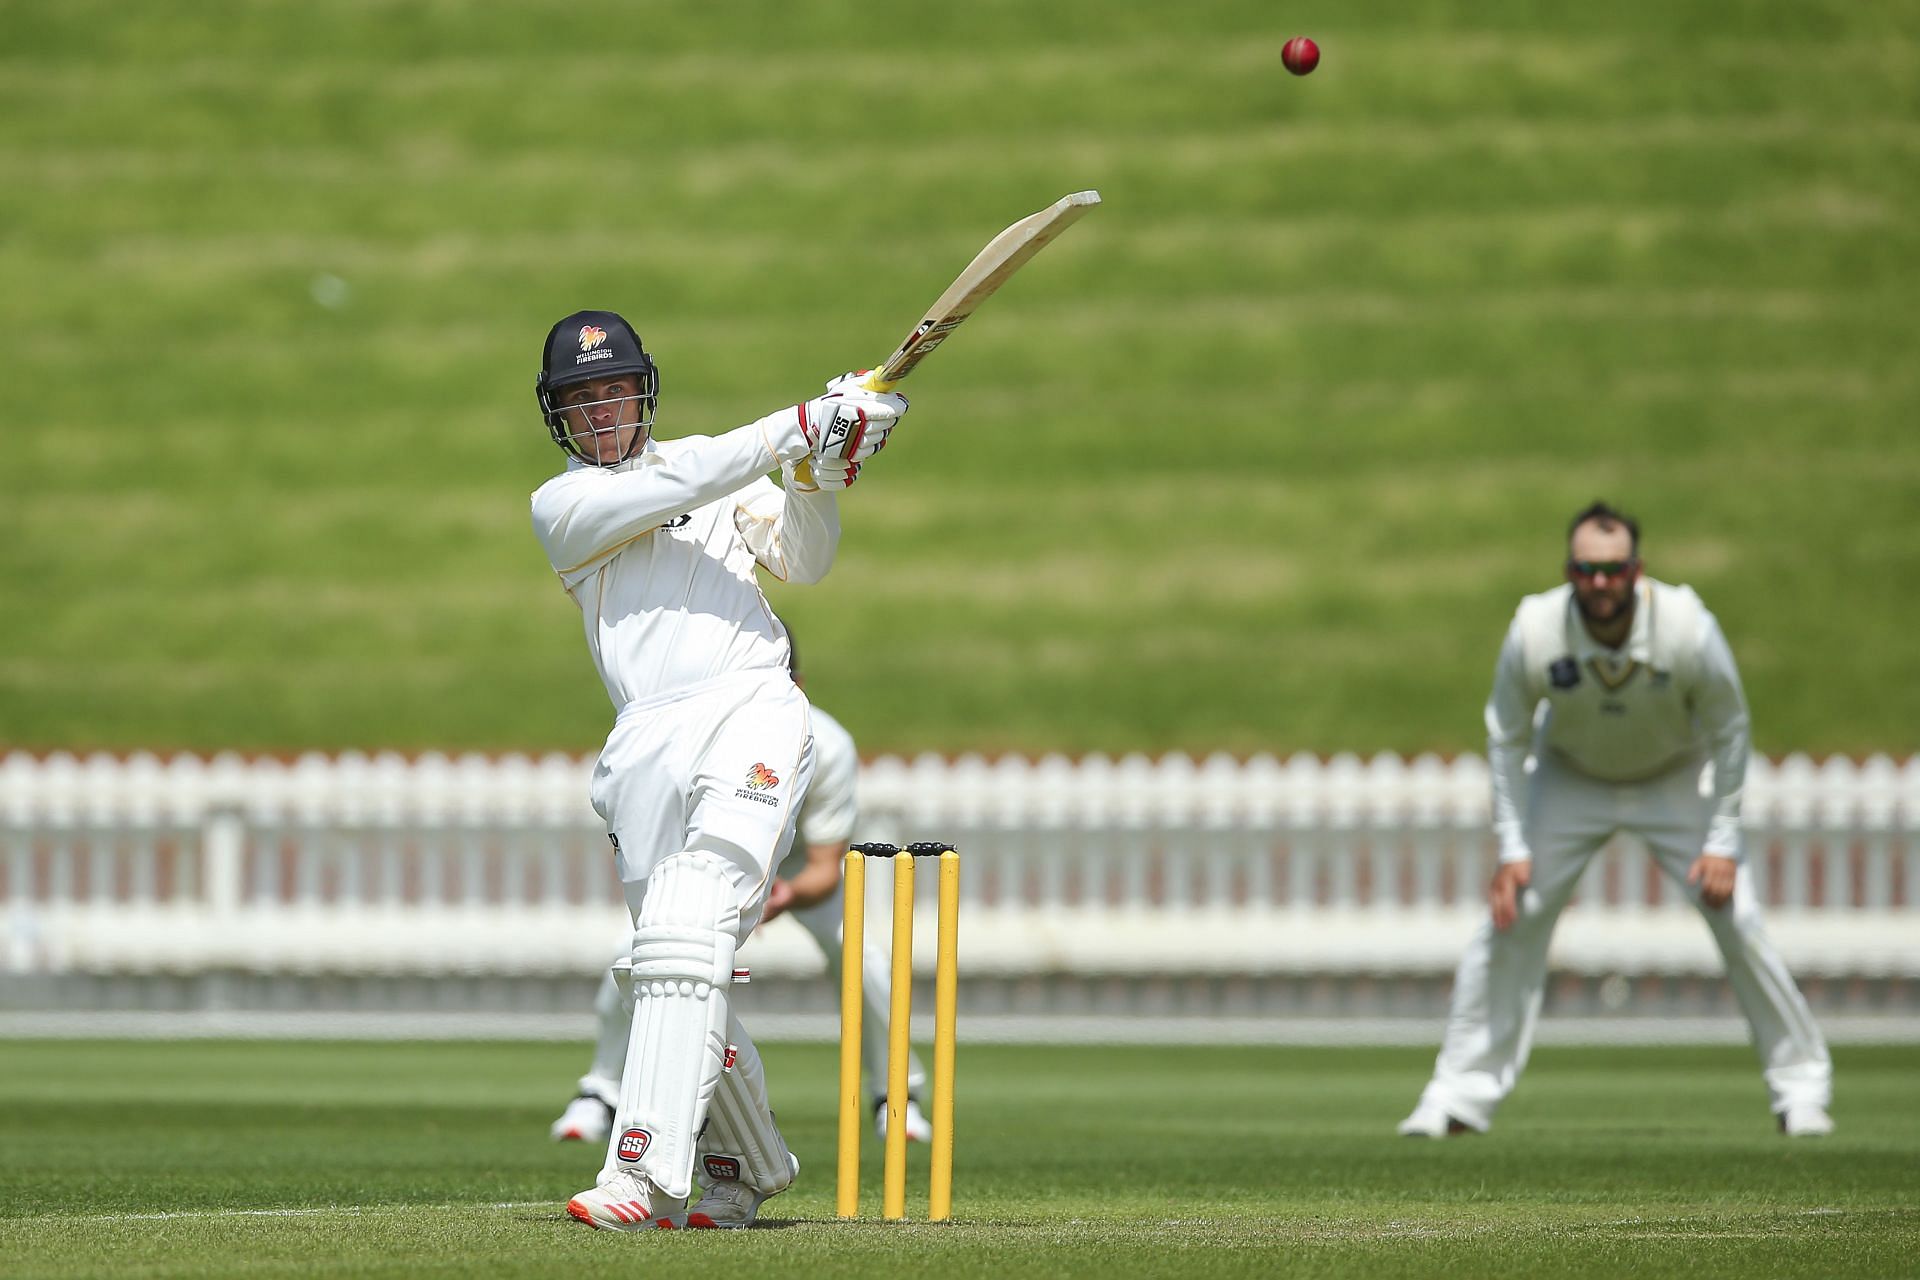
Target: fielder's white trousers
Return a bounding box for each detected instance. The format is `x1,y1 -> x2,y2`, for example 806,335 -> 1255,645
789,886 -> 930,1103
1418,754 -> 1831,1129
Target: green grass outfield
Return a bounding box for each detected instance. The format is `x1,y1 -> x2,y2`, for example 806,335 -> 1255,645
0,1041 -> 1915,1278
2,2 -> 1916,756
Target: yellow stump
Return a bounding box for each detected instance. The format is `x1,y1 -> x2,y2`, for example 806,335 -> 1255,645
882,853 -> 916,1221
835,851 -> 866,1219
928,849 -> 960,1222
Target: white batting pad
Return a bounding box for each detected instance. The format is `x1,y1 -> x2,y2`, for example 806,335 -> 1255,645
698,1013 -> 797,1195
601,852 -> 741,1200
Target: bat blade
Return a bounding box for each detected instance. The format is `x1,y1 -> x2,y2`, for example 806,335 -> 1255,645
864,190 -> 1100,392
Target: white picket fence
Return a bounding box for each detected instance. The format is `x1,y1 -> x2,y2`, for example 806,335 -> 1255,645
3,750 -> 1916,991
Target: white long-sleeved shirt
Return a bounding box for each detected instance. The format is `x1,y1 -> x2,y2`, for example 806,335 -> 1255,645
1486,578 -> 1752,863
530,410 -> 837,711
770,706 -> 858,882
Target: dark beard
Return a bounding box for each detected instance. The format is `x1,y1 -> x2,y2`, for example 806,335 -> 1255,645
1576,589 -> 1635,626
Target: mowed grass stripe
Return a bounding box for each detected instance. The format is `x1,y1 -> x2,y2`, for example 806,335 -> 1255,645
4,34 -> 1916,106
10,116 -> 1920,191
9,185 -> 1908,291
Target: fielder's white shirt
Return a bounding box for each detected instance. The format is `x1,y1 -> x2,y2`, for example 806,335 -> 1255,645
530,413 -> 835,710
781,707 -> 857,878
1486,577 -> 1751,863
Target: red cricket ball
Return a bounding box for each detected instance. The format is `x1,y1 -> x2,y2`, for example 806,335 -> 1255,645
1282,36 -> 1320,76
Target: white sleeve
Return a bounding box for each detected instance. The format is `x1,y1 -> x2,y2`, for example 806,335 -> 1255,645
734,468 -> 840,585
1484,618 -> 1537,864
798,714 -> 859,849
530,411 -> 812,578
1690,613 -> 1751,860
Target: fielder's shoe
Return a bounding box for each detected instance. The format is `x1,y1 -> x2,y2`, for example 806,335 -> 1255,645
1397,1100 -> 1475,1138
683,1153 -> 800,1230
873,1096 -> 933,1143
1779,1104 -> 1835,1137
565,1169 -> 685,1231
549,1095 -> 614,1144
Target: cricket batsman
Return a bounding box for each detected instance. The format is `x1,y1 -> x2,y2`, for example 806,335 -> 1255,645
1399,502 -> 1834,1138
550,631 -> 932,1160
529,309 -> 907,1229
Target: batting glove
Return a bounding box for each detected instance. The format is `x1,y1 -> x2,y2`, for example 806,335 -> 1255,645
808,457 -> 863,490
798,379 -> 907,465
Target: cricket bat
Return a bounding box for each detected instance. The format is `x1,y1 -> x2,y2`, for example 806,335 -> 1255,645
796,191 -> 1101,485
861,189 -> 1102,392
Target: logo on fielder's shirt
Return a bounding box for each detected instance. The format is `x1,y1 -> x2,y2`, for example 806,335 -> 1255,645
1548,657 -> 1581,690
616,1127 -> 651,1163
703,1155 -> 742,1182
578,325 -> 608,352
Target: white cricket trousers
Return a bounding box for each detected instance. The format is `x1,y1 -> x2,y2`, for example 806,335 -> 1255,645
789,886 -> 930,1103
590,671 -> 815,925
1419,753 -> 1832,1130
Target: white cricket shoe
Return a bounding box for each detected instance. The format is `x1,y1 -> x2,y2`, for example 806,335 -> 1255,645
1779,1104 -> 1835,1137
549,1095 -> 614,1144
683,1153 -> 800,1230
565,1169 -> 685,1231
874,1097 -> 933,1143
1397,1100 -> 1475,1138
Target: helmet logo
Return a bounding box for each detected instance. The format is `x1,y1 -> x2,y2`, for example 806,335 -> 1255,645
578,325 -> 608,352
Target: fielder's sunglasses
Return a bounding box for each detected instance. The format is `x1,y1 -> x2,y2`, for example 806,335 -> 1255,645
1567,558 -> 1639,577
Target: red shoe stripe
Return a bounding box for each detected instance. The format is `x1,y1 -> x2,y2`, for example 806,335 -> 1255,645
685,1213 -> 717,1229
566,1199 -> 594,1225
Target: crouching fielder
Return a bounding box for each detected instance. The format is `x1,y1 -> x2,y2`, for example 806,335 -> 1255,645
1400,502 -> 1832,1140
527,310 -> 907,1230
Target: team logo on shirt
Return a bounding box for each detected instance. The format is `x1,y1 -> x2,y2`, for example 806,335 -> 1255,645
616,1127 -> 651,1163
578,325 -> 608,352
1548,657 -> 1581,690
736,763 -> 782,806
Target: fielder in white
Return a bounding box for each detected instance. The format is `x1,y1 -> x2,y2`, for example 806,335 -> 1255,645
1400,502 -> 1833,1139
550,637 -> 931,1153
528,309 -> 908,1230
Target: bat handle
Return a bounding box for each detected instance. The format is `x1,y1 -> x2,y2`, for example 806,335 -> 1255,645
861,369 -> 900,394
